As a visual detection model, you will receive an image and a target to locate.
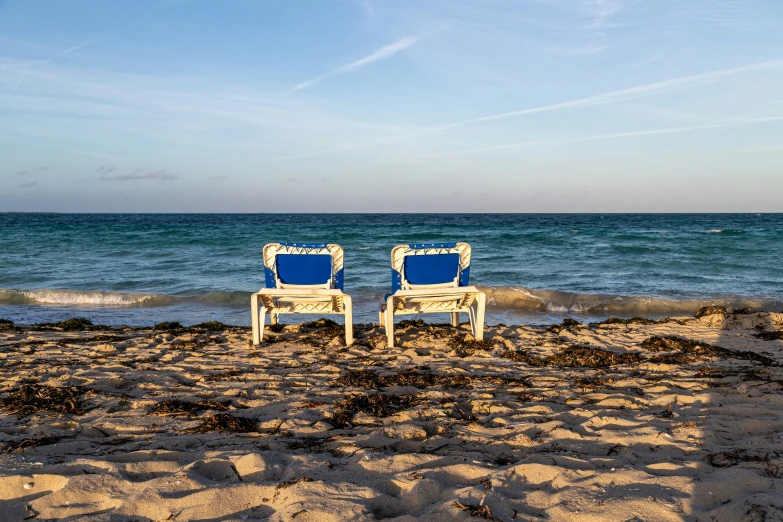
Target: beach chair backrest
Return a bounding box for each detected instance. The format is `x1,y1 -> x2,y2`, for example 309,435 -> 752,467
390,242 -> 471,293
263,243 -> 344,290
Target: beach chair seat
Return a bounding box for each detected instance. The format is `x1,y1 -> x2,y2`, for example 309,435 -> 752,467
379,242 -> 486,348
251,243 -> 352,345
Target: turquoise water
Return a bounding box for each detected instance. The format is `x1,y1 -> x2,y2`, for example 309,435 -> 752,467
1,214 -> 781,325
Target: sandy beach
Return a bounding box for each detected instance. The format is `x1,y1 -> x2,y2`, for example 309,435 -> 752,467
1,310 -> 782,521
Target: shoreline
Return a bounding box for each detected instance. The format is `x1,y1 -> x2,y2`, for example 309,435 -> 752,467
1,311 -> 782,520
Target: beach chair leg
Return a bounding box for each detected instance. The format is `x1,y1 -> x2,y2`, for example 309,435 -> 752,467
450,312 -> 460,328
468,306 -> 477,337
385,297 -> 395,348
270,312 -> 279,325
251,294 -> 262,346
378,305 -> 385,327
257,307 -> 266,345
475,292 -> 486,341
343,296 -> 354,346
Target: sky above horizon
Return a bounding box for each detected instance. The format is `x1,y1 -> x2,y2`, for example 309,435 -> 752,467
1,0 -> 782,212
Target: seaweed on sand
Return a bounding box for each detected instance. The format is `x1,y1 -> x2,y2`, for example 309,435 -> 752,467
4,435 -> 62,453
192,321 -> 229,330
300,318 -> 345,347
58,334 -> 127,345
591,317 -> 656,326
397,319 -> 426,328
35,317 -> 112,331
276,476 -> 312,490
453,502 -> 502,521
641,336 -> 776,365
0,318 -> 18,331
754,331 -> 783,341
1,384 -> 87,415
332,368 -> 472,389
448,336 -> 497,357
204,368 -> 245,381
154,321 -> 183,331
330,393 -> 420,428
187,413 -> 257,433
149,399 -> 231,416
546,318 -> 581,334
694,306 -> 728,318
705,449 -> 782,478
503,345 -> 642,368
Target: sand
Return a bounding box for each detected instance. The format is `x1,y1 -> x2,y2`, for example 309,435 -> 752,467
0,311 -> 782,521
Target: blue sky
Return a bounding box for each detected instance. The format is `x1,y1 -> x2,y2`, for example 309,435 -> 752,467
1,0 -> 782,212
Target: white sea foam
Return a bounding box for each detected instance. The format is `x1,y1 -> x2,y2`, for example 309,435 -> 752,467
0,287 -> 778,318
480,286 -> 777,316
0,289 -> 172,307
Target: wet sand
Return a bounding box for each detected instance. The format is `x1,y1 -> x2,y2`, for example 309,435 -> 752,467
1,311 -> 782,521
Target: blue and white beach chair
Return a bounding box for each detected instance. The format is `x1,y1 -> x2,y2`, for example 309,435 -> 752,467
251,243 -> 353,345
379,242 -> 486,348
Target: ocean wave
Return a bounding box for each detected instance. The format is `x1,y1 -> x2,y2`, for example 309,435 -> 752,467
481,286 -> 779,316
0,289 -> 248,308
1,287 -> 779,317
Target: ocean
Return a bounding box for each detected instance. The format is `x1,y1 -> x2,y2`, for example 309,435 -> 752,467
1,213 -> 781,326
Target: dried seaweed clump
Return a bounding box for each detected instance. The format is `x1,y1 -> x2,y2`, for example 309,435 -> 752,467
330,393 -> 420,428
38,317 -> 95,331
504,345 -> 642,368
593,317 -> 655,326
205,368 -> 245,381
300,318 -> 344,346
154,321 -> 183,331
149,399 -> 230,416
705,449 -> 782,478
754,331 -> 783,341
4,435 -> 62,453
276,476 -> 312,490
333,368 -> 471,390
397,319 -> 426,328
453,502 -> 503,521
546,318 -> 582,334
641,335 -> 775,365
694,306 -> 727,318
1,385 -> 86,415
0,319 -> 18,331
192,321 -> 229,330
448,336 -> 497,357
188,413 -> 257,433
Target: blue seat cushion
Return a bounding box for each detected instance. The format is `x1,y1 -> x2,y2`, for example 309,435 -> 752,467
403,253 -> 460,285
276,254 -> 332,285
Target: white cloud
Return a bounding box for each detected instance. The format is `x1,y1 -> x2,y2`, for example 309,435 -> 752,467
293,35 -> 422,91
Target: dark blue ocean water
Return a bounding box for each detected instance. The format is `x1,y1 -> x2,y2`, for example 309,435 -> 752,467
1,214 -> 781,325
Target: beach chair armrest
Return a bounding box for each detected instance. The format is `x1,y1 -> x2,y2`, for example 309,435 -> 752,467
389,286 -> 480,297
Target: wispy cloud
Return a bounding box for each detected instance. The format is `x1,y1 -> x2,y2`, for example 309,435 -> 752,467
276,60 -> 783,160
293,35 -> 423,91
586,0 -> 624,29
422,115 -> 783,157
60,36 -> 99,56
18,181 -> 37,188
430,61 -> 782,131
10,36 -> 98,92
101,170 -> 176,181
15,166 -> 49,176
